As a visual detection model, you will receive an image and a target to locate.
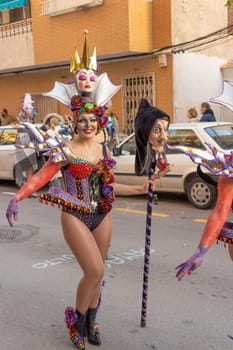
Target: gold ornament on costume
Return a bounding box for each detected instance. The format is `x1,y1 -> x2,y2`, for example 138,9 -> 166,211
70,30 -> 97,74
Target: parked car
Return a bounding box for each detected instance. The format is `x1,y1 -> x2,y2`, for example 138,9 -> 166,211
0,124 -> 43,185
112,122 -> 233,209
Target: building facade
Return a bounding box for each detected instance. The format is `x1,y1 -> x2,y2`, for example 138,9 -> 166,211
170,0 -> 233,122
0,0 -> 232,129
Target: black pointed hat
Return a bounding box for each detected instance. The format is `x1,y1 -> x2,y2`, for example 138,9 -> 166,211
134,98 -> 170,175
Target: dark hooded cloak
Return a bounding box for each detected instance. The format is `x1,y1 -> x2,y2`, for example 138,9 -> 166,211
134,98 -> 170,175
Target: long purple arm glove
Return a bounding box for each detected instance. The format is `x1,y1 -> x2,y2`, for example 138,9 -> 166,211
6,198 -> 18,227
176,245 -> 208,281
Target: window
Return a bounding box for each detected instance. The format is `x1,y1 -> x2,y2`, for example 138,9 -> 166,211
0,128 -> 18,145
204,124 -> 233,150
120,135 -> 136,156
167,129 -> 205,153
0,1 -> 31,25
123,73 -> 155,135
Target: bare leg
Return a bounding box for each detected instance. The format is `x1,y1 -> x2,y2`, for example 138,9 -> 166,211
61,211 -> 105,314
89,213 -> 112,308
85,213 -> 112,346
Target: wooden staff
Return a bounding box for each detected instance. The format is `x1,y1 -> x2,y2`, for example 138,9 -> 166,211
140,156 -> 156,327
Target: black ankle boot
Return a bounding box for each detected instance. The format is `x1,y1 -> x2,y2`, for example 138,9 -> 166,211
64,306 -> 86,349
86,307 -> 101,345
75,309 -> 86,338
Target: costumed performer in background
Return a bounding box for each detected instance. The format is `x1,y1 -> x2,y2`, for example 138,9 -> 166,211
15,93 -> 42,188
41,113 -> 71,190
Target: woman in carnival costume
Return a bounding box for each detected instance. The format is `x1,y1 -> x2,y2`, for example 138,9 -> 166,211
165,141 -> 233,281
5,34 -> 158,349
6,95 -> 156,349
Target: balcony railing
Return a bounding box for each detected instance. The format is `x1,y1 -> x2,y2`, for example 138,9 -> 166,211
0,19 -> 32,39
40,0 -> 104,16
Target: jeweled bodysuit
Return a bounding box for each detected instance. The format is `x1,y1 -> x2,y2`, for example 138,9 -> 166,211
40,144 -> 115,231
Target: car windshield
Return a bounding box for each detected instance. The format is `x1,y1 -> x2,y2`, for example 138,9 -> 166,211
204,124 -> 233,150
0,128 -> 17,145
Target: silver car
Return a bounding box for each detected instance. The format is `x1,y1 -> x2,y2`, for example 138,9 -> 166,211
0,124 -> 43,185
112,122 -> 233,209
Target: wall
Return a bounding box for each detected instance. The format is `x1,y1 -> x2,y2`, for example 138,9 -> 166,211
151,0 -> 173,119
31,0 -> 154,65
0,0 -> 174,127
173,52 -> 225,122
0,28 -> 34,69
128,0 -> 153,52
153,0 -> 172,49
0,55 -> 174,127
172,0 -> 233,60
171,0 -> 233,122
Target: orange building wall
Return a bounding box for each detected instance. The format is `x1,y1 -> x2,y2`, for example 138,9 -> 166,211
152,0 -> 173,119
31,0 -> 129,64
30,0 -> 155,65
0,54 -> 173,126
101,58 -> 173,127
128,0 -> 153,52
0,0 -> 174,124
153,0 -> 172,49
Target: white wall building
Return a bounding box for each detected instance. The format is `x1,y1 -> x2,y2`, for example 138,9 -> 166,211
171,0 -> 233,122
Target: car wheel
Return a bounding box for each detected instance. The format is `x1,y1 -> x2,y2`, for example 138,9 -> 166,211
186,175 -> 217,209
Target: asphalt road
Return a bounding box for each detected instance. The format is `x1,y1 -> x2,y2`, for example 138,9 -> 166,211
0,181 -> 233,350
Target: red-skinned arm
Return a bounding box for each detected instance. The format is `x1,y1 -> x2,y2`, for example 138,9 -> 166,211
15,159 -> 64,202
6,159 -> 65,227
176,176 -> 233,281
200,176 -> 233,248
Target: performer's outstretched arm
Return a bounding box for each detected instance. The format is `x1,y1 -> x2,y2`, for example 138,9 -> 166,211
176,176 -> 233,281
6,160 -> 63,227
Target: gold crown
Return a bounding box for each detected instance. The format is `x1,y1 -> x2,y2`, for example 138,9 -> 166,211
70,30 -> 97,74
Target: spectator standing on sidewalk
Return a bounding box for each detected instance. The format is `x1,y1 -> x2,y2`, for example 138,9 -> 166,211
199,102 -> 216,122
186,107 -> 199,123
0,108 -> 11,126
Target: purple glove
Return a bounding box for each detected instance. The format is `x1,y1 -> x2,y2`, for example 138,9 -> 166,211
6,198 -> 18,227
176,245 -> 208,281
